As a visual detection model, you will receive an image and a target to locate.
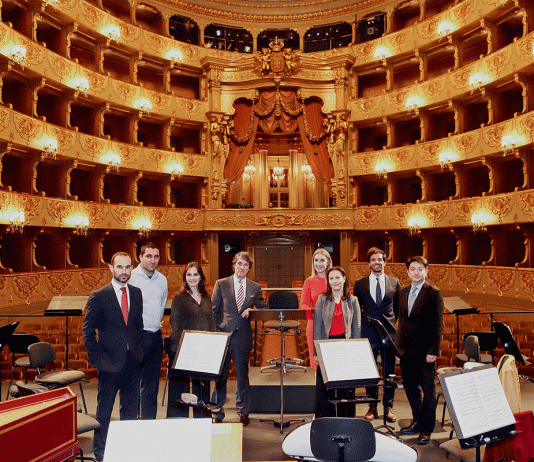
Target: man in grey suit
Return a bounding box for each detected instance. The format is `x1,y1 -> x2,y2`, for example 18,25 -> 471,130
353,247 -> 401,423
83,252 -> 144,462
212,251 -> 267,425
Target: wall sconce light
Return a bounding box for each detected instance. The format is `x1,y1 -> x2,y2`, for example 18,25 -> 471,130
373,46 -> 390,61
375,160 -> 390,179
471,211 -> 492,233
136,98 -> 152,115
70,76 -> 89,97
407,216 -> 423,236
102,152 -> 121,172
301,163 -> 314,181
468,72 -> 490,92
9,210 -> 25,234
42,138 -> 58,159
438,150 -> 456,170
437,21 -> 453,37
101,24 -> 121,42
10,44 -> 27,69
406,95 -> 424,112
74,215 -> 89,236
167,162 -> 184,180
166,49 -> 183,66
243,162 -> 256,181
138,218 -> 152,238
501,134 -> 517,155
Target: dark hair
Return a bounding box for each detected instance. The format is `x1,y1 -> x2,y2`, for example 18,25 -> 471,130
140,242 -> 158,257
323,266 -> 350,300
181,262 -> 208,297
366,247 -> 387,263
111,252 -> 131,266
405,255 -> 428,269
232,251 -> 253,271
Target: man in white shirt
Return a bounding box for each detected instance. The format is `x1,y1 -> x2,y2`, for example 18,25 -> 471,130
129,242 -> 168,420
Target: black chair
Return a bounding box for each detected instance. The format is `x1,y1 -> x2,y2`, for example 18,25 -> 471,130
262,291 -> 305,373
310,417 -> 376,462
28,341 -> 88,413
6,333 -> 39,400
456,331 -> 498,364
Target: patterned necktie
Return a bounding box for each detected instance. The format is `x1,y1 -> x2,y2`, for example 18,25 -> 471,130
408,286 -> 418,315
237,279 -> 244,311
375,277 -> 382,306
120,287 -> 128,324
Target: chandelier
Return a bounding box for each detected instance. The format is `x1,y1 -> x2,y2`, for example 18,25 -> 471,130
74,216 -> 90,236
243,161 -> 256,181
272,157 -> 285,183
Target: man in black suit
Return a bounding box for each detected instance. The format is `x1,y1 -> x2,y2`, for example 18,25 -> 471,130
83,252 -> 144,461
397,256 -> 444,445
212,251 -> 267,425
353,247 -> 400,423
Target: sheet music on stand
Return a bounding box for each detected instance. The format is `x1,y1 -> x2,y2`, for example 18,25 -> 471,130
315,338 -> 380,389
171,330 -> 231,382
45,295 -> 88,316
439,365 -> 517,450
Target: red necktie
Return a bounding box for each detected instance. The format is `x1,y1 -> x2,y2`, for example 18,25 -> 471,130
120,287 -> 128,324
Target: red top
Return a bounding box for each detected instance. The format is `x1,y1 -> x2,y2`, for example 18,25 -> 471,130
329,300 -> 345,336
300,276 -> 327,320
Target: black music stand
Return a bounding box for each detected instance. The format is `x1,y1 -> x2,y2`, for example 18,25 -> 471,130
0,322 -> 19,402
367,317 -> 403,437
250,309 -> 308,432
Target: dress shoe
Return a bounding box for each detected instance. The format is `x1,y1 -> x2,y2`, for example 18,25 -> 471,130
364,407 -> 378,421
400,421 -> 421,435
385,408 -> 397,423
239,414 -> 250,426
417,431 -> 432,445
214,417 -> 223,423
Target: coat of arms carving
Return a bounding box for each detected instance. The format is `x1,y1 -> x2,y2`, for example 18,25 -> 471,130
256,37 -> 298,84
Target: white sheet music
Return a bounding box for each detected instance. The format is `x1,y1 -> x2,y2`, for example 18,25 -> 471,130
174,331 -> 229,375
442,367 -> 516,439
317,339 -> 379,382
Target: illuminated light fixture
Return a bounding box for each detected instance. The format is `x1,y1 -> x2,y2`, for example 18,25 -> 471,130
375,160 -> 390,179
471,211 -> 489,233
373,46 -> 390,61
167,162 -> 184,180
9,210 -> 25,234
437,21 -> 453,37
406,95 -> 424,112
43,0 -> 58,6
74,215 -> 89,236
70,76 -> 89,96
407,216 -> 423,236
138,218 -> 152,238
301,163 -> 314,180
102,152 -> 121,172
166,49 -> 183,65
501,134 -> 517,155
43,138 -> 58,159
136,98 -> 152,115
271,157 -> 285,184
242,161 -> 256,181
438,150 -> 456,170
101,24 -> 120,42
10,44 -> 26,69
468,72 -> 490,92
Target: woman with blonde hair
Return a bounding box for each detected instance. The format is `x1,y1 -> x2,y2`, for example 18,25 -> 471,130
300,248 -> 332,369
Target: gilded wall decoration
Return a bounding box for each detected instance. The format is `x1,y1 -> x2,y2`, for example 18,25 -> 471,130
452,201 -> 475,224
0,24 -> 8,49
79,270 -> 108,291
386,90 -> 410,109
449,67 -> 472,91
426,266 -> 448,286
145,32 -> 167,54
451,0 -> 475,22
80,203 -> 108,224
47,54 -> 76,80
486,48 -> 511,74
418,140 -> 446,162
0,192 -> 7,212
56,0 -> 76,10
51,127 -> 76,151
86,72 -> 108,94
453,266 -> 482,291
518,113 -> 534,135
418,18 -> 440,40
149,92 -> 171,112
487,196 -> 512,221
390,148 -> 413,168
0,109 -> 9,131
488,268 -> 514,296
149,150 -> 170,169
24,41 -> 45,67
352,43 -> 374,60
385,30 -> 410,53
13,274 -> 41,300
116,145 -> 141,164
112,81 -> 141,104
421,79 -> 445,99
353,97 -> 379,114
424,203 -> 448,224
180,99 -> 202,114
354,207 -> 382,226
81,136 -> 107,160
452,133 -> 480,158
178,210 -> 202,226
305,214 -> 351,227
148,207 -> 171,227
111,206 -> 136,226
252,214 -> 305,227
518,192 -> 534,219
119,24 -> 141,43
14,113 -> 44,144
46,272 -> 74,294
80,3 -> 106,28
516,34 -> 534,60
256,38 -> 298,84
47,200 -> 76,223
389,207 -> 409,225
520,271 -> 534,299
18,196 -> 42,220
484,123 -> 509,150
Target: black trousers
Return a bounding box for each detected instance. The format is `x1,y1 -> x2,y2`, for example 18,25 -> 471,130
400,355 -> 437,432
366,344 -> 396,410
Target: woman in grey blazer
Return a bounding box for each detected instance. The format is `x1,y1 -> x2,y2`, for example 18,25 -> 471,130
313,266 -> 361,418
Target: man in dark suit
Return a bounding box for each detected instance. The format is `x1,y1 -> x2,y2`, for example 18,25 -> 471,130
397,256 -> 444,446
212,251 -> 267,425
353,247 -> 400,423
83,252 -> 144,462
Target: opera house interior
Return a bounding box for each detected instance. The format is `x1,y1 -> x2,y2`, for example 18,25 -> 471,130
1,0 -> 534,459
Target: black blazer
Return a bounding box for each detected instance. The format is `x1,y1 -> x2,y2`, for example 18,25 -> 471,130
83,282 -> 144,372
353,274 -> 400,347
212,276 -> 267,349
396,281 -> 444,358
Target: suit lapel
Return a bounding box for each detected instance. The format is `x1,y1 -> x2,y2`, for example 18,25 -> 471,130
409,282 -> 428,317
107,283 -> 125,324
